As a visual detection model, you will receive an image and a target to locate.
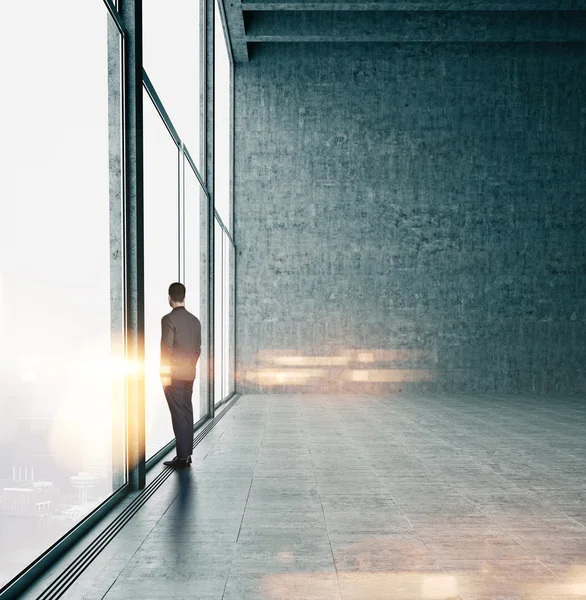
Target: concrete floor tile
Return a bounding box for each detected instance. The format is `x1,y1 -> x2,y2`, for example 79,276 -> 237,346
237,524 -> 331,544
241,510 -> 326,528
24,394 -> 586,600
101,579 -> 226,599
223,572 -> 342,600
331,536 -> 440,573
117,542 -> 234,582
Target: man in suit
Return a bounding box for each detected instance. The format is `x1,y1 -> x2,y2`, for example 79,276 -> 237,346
160,282 -> 201,468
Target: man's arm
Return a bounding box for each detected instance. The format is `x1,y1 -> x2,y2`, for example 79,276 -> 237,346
194,321 -> 201,364
160,316 -> 175,385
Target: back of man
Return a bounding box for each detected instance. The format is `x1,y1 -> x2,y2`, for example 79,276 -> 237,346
161,306 -> 201,382
160,282 -> 201,469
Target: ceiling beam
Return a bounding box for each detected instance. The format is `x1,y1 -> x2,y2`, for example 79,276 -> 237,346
242,0 -> 586,10
244,10 -> 586,41
222,0 -> 249,62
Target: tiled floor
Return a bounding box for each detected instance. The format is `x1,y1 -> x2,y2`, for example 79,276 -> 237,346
29,394 -> 586,600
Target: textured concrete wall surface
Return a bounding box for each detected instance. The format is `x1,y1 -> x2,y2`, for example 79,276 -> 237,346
234,42 -> 586,395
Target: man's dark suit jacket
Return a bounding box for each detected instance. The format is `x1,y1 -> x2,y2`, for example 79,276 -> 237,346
160,306 -> 201,382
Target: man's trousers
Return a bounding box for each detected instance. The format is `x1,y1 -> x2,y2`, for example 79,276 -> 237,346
163,379 -> 194,459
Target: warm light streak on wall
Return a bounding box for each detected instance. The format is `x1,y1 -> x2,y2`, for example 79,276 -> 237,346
245,348 -> 436,390
245,368 -> 327,386
271,356 -> 349,367
257,349 -> 433,364
356,352 -> 375,363
256,350 -> 295,361
342,348 -> 433,362
345,369 -> 434,383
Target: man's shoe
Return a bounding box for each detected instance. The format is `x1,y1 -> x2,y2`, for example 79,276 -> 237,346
163,456 -> 191,468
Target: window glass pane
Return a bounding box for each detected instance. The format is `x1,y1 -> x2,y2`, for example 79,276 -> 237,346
223,233 -> 231,398
214,0 -> 232,231
228,239 -> 236,396
214,220 -> 224,405
0,3 -> 125,588
143,93 -> 180,460
184,158 -> 207,422
143,0 -> 201,169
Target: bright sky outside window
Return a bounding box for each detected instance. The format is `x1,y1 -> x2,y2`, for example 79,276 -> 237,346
184,156 -> 207,421
214,220 -> 225,404
143,0 -> 202,170
214,0 -> 232,232
0,1 -> 125,588
143,92 -> 180,460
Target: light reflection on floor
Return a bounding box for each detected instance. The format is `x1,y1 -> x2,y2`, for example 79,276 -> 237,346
254,569 -> 586,599
22,393 -> 586,600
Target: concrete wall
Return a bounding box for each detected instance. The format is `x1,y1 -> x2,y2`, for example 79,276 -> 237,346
234,42 -> 586,395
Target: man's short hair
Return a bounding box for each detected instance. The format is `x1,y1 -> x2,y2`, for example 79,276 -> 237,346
168,282 -> 186,302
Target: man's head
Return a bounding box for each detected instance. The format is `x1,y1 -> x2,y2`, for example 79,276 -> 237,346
168,282 -> 186,308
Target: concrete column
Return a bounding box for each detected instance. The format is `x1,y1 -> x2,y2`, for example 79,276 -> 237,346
206,0 -> 216,417
197,0 -> 211,423
120,0 -> 146,490
107,14 -> 126,492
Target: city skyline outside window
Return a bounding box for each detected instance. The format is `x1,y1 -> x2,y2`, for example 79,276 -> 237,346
0,2 -> 126,589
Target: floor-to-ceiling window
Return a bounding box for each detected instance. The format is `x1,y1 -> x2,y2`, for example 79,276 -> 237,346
142,0 -> 208,460
183,151 -> 206,426
223,233 -> 235,397
0,0 -> 126,589
214,220 -> 225,403
214,0 -> 235,406
0,0 -> 235,591
142,88 -> 180,459
214,0 -> 232,231
143,0 -> 202,171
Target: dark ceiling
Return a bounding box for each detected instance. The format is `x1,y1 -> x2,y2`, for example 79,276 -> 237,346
219,0 -> 586,62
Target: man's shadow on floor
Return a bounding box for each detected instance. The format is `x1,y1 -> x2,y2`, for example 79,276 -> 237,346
165,467 -> 197,553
